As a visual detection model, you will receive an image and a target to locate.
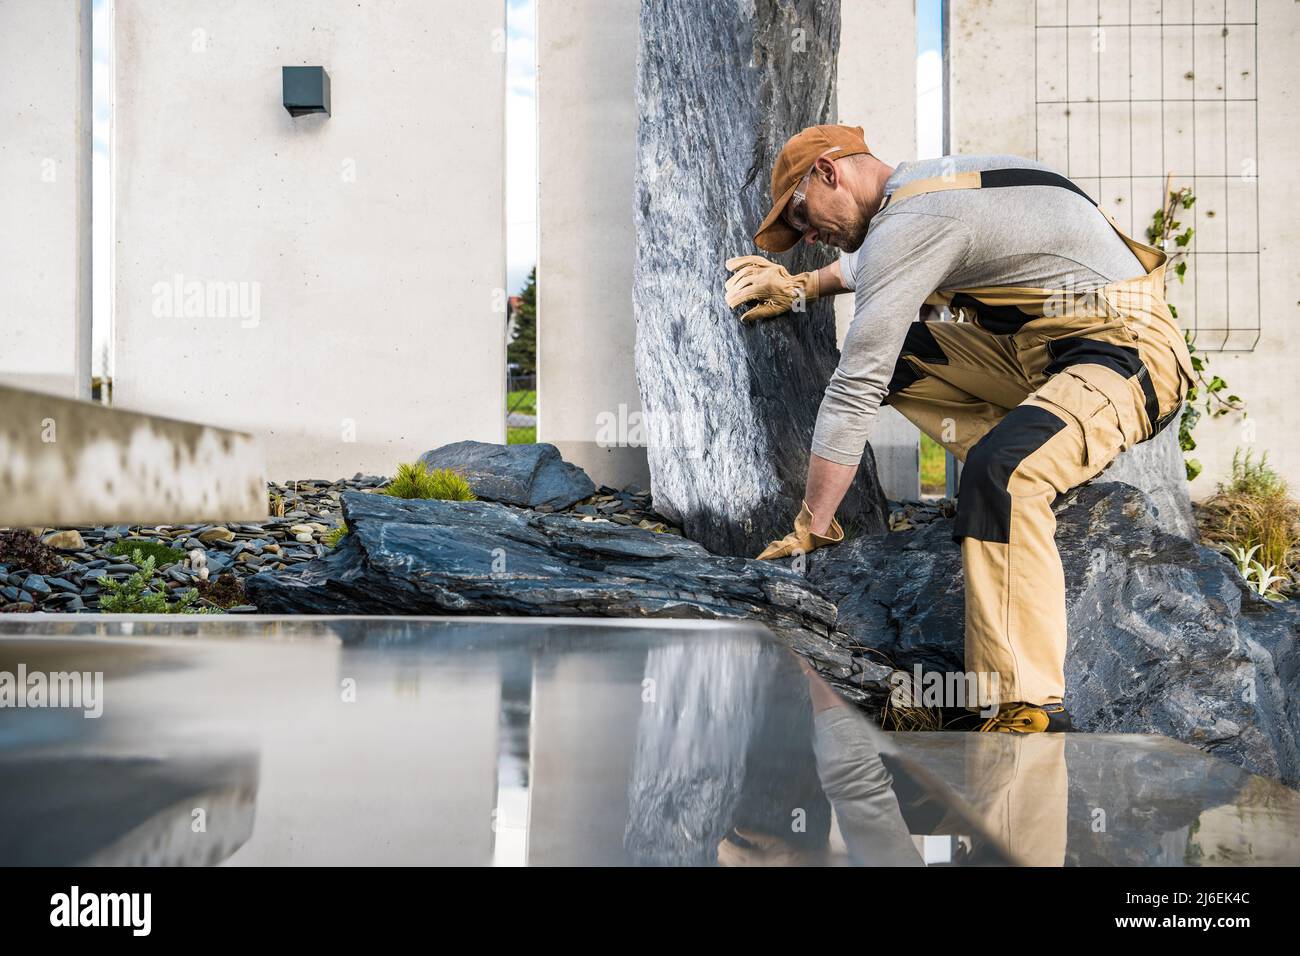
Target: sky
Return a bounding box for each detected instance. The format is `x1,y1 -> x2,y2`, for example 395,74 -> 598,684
91,0 -> 941,371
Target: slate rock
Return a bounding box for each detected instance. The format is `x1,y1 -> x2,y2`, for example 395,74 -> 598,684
417,440 -> 596,510
245,491 -> 885,701
804,481 -> 1300,786
1096,418 -> 1196,539
21,575 -> 51,598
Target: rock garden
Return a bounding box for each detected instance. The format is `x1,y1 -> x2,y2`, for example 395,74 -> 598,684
3,436 -> 1298,787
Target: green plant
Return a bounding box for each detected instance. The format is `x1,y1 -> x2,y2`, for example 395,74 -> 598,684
1219,543 -> 1287,601
1223,448 -> 1283,498
1147,179 -> 1247,480
324,525 -> 348,547
98,549 -> 212,614
1198,450 -> 1300,601
380,462 -> 476,501
109,537 -> 184,566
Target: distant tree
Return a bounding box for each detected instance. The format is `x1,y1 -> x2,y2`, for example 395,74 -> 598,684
507,267 -> 536,377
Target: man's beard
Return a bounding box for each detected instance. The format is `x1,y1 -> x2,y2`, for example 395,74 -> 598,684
834,218 -> 869,253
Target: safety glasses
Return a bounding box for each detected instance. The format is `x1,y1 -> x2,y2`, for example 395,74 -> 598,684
784,164 -> 818,235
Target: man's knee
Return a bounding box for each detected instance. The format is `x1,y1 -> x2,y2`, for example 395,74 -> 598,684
953,405 -> 1069,544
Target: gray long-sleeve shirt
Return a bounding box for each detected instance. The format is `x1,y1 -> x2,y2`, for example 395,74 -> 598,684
809,154 -> 1148,467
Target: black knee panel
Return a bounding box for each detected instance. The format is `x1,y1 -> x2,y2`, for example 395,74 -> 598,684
952,405 -> 1067,544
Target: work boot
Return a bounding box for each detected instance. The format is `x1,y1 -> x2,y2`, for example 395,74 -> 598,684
978,701 -> 1075,734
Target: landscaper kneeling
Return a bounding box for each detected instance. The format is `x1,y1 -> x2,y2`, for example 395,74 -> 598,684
727,125 -> 1193,734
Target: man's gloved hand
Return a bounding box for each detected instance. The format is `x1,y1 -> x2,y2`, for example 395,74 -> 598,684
756,500 -> 844,560
725,255 -> 820,321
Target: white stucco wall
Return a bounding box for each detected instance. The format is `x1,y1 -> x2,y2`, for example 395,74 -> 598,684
536,0 -> 647,489
949,0 -> 1300,494
112,0 -> 506,480
0,0 -> 92,399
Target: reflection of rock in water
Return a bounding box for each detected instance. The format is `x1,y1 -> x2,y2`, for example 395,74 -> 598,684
1061,736 -> 1284,867
624,638 -> 830,865
0,752 -> 258,866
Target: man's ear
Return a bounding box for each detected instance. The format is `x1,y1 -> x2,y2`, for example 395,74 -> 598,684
816,155 -> 840,188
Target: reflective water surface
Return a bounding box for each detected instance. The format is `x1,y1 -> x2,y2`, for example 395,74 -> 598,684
0,616 -> 1295,866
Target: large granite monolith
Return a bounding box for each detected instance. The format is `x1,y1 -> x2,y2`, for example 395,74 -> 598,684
1098,419 -> 1196,538
633,0 -> 890,557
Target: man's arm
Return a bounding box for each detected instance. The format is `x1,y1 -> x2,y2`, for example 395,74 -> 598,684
803,212 -> 973,535
813,258 -> 850,298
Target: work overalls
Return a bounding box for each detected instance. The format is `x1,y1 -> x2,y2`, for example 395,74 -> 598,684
878,168 -> 1195,708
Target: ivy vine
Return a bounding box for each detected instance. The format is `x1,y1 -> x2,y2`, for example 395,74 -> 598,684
1146,179 -> 1247,481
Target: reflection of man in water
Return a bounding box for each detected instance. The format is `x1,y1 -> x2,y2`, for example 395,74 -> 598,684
957,734 -> 1067,867
718,660 -> 923,867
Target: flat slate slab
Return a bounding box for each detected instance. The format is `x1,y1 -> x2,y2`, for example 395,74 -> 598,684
243,490 -> 886,700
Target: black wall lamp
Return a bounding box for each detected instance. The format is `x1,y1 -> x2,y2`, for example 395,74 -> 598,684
283,66 -> 331,117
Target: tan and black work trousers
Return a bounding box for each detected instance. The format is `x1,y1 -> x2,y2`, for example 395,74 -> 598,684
882,281 -> 1191,707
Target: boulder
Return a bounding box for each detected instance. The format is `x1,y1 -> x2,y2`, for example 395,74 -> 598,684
805,481 -> 1300,786
1096,417 -> 1196,539
417,441 -> 596,510
244,491 -> 890,702
634,0 -> 890,557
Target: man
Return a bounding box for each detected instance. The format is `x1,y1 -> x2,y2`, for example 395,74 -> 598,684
725,125 -> 1193,734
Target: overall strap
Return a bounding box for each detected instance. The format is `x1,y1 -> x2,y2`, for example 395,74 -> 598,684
877,167 -> 1167,275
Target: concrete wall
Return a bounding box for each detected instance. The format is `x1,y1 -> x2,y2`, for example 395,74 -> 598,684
0,0 -> 92,399
0,383 -> 265,527
949,0 -> 1300,493
836,0 -> 920,500
536,0 -> 648,490
112,0 -> 506,481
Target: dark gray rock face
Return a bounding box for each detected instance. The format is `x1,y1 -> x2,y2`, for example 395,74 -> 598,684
806,481 -> 1300,786
1096,418 -> 1196,539
634,0 -> 889,557
243,491 -> 885,700
417,441 -> 596,510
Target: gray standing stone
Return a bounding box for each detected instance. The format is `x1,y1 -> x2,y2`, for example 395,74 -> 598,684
418,441 -> 596,510
634,0 -> 889,557
1096,415 -> 1196,539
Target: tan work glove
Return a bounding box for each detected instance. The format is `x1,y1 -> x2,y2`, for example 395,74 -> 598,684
724,255 -> 820,321
755,500 -> 844,560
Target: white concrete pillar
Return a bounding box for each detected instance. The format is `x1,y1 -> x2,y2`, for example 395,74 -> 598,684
838,0 -> 921,501
0,0 -> 93,399
112,0 -> 507,480
536,0 -> 648,490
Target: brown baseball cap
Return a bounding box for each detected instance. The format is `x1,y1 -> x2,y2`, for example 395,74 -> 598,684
754,124 -> 871,252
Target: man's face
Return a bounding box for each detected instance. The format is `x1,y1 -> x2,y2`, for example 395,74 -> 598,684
784,157 -> 869,253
